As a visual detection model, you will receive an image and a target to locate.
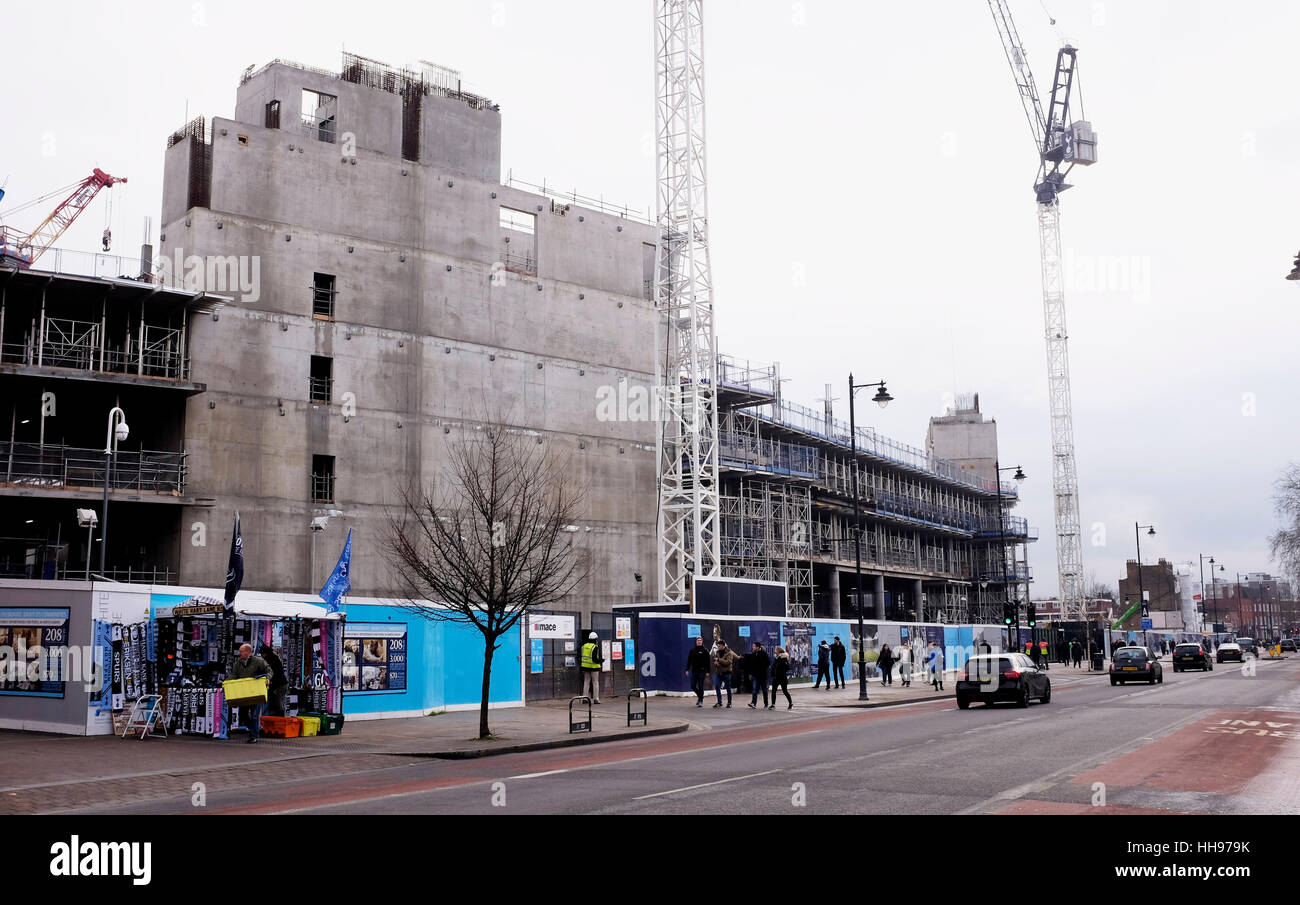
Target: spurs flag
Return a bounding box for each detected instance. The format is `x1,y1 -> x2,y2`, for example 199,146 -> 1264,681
224,512 -> 244,609
320,528 -> 352,614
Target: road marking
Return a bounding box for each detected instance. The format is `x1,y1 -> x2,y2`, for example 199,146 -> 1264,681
632,769 -> 780,801
508,769 -> 569,780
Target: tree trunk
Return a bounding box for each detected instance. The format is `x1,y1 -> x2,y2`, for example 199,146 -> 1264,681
479,638 -> 495,738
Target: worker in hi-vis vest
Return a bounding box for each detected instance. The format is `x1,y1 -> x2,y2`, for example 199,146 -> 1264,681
580,632 -> 604,703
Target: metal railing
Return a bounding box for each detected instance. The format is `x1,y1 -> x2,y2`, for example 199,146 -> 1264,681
309,376 -> 333,404
2,319 -> 189,381
717,354 -> 778,397
301,112 -> 337,144
311,471 -> 335,504
50,565 -> 178,585
312,284 -> 336,319
503,172 -> 653,225
976,515 -> 1030,537
499,249 -> 537,277
0,442 -> 188,494
718,432 -> 818,479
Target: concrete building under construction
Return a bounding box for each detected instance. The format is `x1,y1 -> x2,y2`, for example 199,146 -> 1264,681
3,53 -> 1033,628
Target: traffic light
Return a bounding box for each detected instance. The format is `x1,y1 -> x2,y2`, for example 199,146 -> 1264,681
1027,604 -> 1037,628
1003,605 -> 1013,626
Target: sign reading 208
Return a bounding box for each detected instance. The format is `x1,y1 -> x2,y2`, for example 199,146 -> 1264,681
389,637 -> 405,665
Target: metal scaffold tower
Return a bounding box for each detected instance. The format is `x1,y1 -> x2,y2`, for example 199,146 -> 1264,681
989,1 -> 1097,621
655,0 -> 720,605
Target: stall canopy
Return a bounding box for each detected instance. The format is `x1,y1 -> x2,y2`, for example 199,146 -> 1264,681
155,595 -> 344,621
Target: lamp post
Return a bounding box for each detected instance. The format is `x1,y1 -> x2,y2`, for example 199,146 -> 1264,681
99,407 -> 129,577
1197,554 -> 1215,633
848,373 -> 891,702
1235,572 -> 1248,637
994,462 -> 1026,650
1134,523 -> 1155,635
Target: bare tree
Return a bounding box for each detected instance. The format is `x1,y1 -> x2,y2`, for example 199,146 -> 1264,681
383,424 -> 589,739
1269,463 -> 1300,588
1084,569 -> 1115,602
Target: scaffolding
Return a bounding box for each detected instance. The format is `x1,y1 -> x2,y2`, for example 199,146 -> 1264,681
718,479 -> 813,618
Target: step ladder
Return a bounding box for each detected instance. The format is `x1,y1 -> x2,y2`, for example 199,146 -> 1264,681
121,694 -> 168,740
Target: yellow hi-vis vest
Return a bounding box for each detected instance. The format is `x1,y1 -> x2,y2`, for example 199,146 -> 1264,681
581,641 -> 600,670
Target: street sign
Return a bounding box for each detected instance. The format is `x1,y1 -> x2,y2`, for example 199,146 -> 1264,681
1141,618 -> 1153,629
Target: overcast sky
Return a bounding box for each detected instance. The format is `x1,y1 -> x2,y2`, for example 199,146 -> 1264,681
5,0 -> 1299,597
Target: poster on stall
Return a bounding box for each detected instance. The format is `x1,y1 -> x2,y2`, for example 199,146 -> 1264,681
615,617 -> 632,640
612,642 -> 623,661
0,607 -> 71,698
343,623 -> 408,693
623,639 -> 636,670
530,639 -> 544,674
601,641 -> 612,672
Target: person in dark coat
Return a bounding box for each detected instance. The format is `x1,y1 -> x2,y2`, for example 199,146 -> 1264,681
259,644 -> 288,716
814,641 -> 833,690
684,636 -> 711,707
746,642 -> 771,709
830,636 -> 847,688
877,643 -> 896,686
769,646 -> 793,710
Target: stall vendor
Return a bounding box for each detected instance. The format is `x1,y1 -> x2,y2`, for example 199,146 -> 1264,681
231,643 -> 271,743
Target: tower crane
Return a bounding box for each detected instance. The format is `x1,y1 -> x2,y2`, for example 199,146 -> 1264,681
0,168 -> 127,268
655,0 -> 721,605
988,2 -> 1097,623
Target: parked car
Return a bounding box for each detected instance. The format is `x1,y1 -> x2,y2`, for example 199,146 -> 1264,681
955,653 -> 1050,709
1110,646 -> 1163,685
1280,639 -> 1297,652
1216,642 -> 1243,663
1172,643 -> 1213,672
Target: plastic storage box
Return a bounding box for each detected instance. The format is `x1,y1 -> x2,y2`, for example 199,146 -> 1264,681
298,715 -> 320,737
259,715 -> 301,738
222,677 -> 268,706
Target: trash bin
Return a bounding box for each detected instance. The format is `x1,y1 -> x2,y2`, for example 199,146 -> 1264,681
1091,652 -> 1105,671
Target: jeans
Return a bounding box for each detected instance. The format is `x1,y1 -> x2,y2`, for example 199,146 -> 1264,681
691,670 -> 707,702
771,676 -> 792,706
750,674 -> 769,707
814,665 -> 831,688
715,672 -> 733,705
832,663 -> 846,687
239,704 -> 263,739
881,664 -> 894,685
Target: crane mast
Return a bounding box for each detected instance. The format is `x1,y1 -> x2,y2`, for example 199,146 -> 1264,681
655,0 -> 720,605
988,1 -> 1097,621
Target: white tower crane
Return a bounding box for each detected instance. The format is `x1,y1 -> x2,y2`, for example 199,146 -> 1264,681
988,1 -> 1098,622
655,0 -> 721,605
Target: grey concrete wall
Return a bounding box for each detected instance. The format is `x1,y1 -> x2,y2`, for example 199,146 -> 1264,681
160,139 -> 194,228
420,92 -> 501,181
159,69 -> 662,619
926,414 -> 999,486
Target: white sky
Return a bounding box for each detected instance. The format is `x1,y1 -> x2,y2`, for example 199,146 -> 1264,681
5,0 -> 1299,597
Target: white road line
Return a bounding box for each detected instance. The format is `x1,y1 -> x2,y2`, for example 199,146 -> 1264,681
508,769 -> 569,780
632,769 -> 780,801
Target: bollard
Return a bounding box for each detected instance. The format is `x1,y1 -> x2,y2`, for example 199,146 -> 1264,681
627,687 -> 647,727
569,696 -> 592,733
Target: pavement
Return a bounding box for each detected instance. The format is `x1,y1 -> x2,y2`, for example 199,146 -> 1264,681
0,659 -> 1110,814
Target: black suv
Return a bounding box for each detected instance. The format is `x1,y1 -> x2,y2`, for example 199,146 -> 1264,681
1172,642 -> 1212,672
955,653 -> 1050,709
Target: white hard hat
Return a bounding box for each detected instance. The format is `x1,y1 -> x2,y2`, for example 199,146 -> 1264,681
589,632 -> 598,640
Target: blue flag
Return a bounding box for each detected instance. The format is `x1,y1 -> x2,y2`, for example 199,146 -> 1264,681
320,529 -> 352,614
224,512 -> 244,608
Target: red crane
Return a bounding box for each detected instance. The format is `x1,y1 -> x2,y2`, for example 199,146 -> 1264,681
0,168 -> 128,268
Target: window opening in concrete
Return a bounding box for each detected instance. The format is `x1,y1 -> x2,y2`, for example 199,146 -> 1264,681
301,89 -> 337,144
499,208 -> 537,276
264,99 -> 281,129
312,454 -> 336,503
313,272 -> 336,319
310,355 -> 333,404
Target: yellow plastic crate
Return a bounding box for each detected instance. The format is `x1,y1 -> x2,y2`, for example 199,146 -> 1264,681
221,677 -> 268,706
298,715 -> 320,737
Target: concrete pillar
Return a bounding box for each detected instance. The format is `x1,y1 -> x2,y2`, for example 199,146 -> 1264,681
873,574 -> 885,620
914,578 -> 924,622
828,568 -> 841,619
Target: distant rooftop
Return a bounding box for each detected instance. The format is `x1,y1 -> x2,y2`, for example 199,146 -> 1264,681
240,51 -> 499,113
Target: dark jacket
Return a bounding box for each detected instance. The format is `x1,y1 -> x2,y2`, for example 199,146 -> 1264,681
260,645 -> 288,690
746,649 -> 771,681
686,646 -> 711,673
230,655 -> 270,680
830,641 -> 847,666
772,653 -> 790,679
816,643 -> 830,668
877,646 -> 894,668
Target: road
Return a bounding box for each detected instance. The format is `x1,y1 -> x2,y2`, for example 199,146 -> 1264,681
77,656 -> 1300,816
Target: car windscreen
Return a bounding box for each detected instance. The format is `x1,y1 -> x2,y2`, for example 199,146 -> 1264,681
1113,649 -> 1147,660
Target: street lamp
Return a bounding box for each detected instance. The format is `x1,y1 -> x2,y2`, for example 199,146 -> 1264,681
1134,523 -> 1155,635
994,462 -> 1025,650
847,373 -> 891,702
99,407 -> 129,576
1198,554 -> 1216,633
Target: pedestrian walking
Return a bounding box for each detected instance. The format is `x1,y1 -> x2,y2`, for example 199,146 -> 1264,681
580,632 -> 604,704
746,642 -> 771,709
770,646 -> 793,709
685,636 -> 711,707
878,643 -> 895,686
926,641 -> 944,690
230,643 -> 271,743
830,636 -> 847,688
1038,640 -> 1050,670
897,640 -> 913,687
814,640 -> 833,690
713,640 -> 739,708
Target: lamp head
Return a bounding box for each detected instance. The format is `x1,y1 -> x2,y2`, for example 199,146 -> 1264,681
76,508 -> 98,528
1013,467 -> 1026,484
872,384 -> 892,409
1147,526 -> 1156,537
114,420 -> 130,443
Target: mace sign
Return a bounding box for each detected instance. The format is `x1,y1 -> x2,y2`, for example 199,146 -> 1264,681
528,614 -> 575,640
